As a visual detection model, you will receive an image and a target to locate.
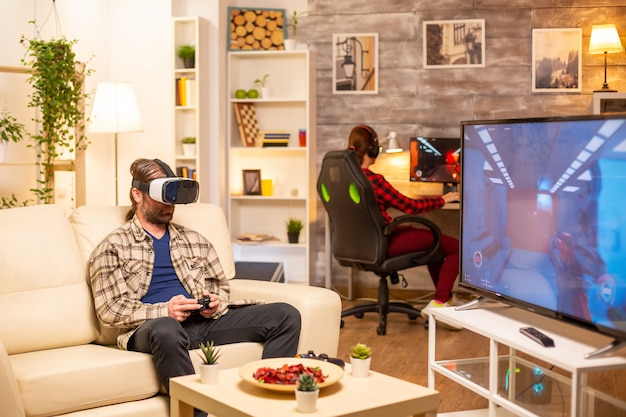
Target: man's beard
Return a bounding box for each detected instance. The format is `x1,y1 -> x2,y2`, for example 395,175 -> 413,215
141,202 -> 174,225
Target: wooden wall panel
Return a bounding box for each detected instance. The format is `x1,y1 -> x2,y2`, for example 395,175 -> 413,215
305,0 -> 626,287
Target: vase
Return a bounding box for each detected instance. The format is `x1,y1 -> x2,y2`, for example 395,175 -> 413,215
199,363 -> 219,384
287,232 -> 300,244
261,87 -> 271,99
182,143 -> 195,157
295,389 -> 319,413
350,357 -> 371,378
284,39 -> 297,51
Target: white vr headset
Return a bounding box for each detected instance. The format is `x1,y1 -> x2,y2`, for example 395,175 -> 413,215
132,159 -> 199,205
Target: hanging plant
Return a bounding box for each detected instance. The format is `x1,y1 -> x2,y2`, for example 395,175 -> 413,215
20,20 -> 92,204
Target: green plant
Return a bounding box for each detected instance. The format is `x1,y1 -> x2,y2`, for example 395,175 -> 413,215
0,107 -> 26,143
21,21 -> 92,204
177,44 -> 195,59
350,343 -> 372,359
181,136 -> 196,144
286,218 -> 304,234
296,373 -> 318,392
1,194 -> 33,210
197,341 -> 221,365
254,74 -> 269,88
288,10 -> 310,38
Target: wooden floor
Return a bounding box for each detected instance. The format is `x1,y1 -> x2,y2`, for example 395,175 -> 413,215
335,290 -> 626,416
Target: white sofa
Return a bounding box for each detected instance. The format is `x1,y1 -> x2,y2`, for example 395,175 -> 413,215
0,204 -> 341,417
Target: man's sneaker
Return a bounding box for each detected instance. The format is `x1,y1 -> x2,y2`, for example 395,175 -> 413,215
421,300 -> 463,331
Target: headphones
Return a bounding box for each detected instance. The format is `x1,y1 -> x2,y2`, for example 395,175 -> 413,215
357,125 -> 380,158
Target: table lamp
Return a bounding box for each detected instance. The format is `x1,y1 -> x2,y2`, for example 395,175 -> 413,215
89,82 -> 143,204
589,24 -> 623,92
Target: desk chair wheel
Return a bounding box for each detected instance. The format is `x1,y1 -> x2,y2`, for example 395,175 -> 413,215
355,312 -> 365,319
377,326 -> 386,336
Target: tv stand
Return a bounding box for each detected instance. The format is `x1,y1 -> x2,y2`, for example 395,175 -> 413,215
428,305 -> 626,416
585,339 -> 625,359
455,295 -> 490,311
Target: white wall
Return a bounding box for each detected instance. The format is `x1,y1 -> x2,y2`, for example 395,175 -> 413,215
0,0 -> 305,207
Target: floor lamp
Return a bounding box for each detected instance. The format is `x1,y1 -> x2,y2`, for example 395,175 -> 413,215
589,24 -> 623,92
89,82 -> 143,205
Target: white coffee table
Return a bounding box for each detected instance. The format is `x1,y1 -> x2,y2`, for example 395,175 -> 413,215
170,363 -> 439,417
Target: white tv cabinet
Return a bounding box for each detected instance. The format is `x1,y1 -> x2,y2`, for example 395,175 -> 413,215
428,304 -> 626,417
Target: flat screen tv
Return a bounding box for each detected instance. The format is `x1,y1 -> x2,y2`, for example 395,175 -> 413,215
459,114 -> 626,358
409,137 -> 460,191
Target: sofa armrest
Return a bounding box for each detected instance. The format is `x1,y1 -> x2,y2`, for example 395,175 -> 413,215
229,280 -> 341,357
0,338 -> 25,417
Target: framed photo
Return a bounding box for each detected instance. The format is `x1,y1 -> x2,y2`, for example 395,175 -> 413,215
242,169 -> 262,195
532,28 -> 582,93
228,7 -> 286,51
423,19 -> 485,68
333,33 -> 378,94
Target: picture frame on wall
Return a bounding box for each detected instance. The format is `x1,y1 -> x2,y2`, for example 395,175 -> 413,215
531,28 -> 582,93
242,169 -> 262,195
333,33 -> 378,94
228,7 -> 286,51
423,19 -> 485,68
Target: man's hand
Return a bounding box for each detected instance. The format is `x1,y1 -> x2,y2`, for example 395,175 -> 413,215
199,290 -> 220,318
168,294 -> 201,322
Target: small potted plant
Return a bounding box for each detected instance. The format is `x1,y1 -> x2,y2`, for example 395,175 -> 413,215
254,74 -> 270,99
177,44 -> 196,68
0,107 -> 26,163
350,342 -> 372,378
286,218 -> 304,244
197,341 -> 221,384
286,10 -> 310,50
295,372 -> 319,413
181,136 -> 196,157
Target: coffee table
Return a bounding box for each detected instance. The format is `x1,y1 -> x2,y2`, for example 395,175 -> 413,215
170,363 -> 439,417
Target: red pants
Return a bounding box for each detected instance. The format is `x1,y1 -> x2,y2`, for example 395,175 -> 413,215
386,226 -> 459,303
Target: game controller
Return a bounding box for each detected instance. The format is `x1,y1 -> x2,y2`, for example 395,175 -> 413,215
296,350 -> 345,369
197,297 -> 212,311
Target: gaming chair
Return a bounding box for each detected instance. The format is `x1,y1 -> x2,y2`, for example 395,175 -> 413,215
317,149 -> 443,335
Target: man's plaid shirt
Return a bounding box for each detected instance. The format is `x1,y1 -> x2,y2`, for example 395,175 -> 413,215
89,215 -> 239,349
364,168 -> 445,223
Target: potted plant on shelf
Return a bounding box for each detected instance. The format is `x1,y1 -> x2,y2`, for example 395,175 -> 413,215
350,342 -> 372,378
286,10 -> 310,50
197,340 -> 221,384
286,218 -> 304,244
0,107 -> 26,163
181,136 -> 196,157
178,44 -> 196,68
295,372 -> 319,413
254,74 -> 270,99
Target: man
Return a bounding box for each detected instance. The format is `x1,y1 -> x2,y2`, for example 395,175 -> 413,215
89,158 -> 301,416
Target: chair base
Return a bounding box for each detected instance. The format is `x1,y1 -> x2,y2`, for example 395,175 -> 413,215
340,275 -> 422,335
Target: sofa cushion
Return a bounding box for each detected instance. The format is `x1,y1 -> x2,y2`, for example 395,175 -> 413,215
0,205 -> 97,354
10,344 -> 160,417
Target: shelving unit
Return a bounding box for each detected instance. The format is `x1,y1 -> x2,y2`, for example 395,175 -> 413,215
226,50 -> 316,285
172,17 -> 209,200
428,304 -> 626,417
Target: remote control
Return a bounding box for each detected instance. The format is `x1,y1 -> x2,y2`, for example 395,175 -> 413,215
519,327 -> 555,347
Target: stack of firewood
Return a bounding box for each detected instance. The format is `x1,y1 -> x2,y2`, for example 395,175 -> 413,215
230,9 -> 285,50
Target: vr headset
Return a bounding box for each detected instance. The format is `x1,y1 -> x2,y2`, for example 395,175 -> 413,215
132,159 -> 199,205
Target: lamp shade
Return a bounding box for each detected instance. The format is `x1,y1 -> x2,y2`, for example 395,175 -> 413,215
385,136 -> 403,153
89,82 -> 143,133
589,24 -> 623,55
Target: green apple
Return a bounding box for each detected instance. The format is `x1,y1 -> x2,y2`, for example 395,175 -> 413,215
235,89 -> 247,99
247,89 -> 259,99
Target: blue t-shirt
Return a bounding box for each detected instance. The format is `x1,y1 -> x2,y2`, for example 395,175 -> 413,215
141,229 -> 192,304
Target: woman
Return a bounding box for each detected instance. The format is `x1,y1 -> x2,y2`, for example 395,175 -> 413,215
347,125 -> 461,329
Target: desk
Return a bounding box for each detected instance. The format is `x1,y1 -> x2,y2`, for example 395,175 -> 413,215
170,363 -> 439,417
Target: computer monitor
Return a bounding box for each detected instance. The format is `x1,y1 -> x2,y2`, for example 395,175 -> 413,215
409,136 -> 460,192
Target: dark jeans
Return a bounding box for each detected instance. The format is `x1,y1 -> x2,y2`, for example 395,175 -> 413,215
128,302 -> 301,392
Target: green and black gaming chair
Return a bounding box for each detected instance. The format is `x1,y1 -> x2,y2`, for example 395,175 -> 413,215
317,149 -> 443,335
